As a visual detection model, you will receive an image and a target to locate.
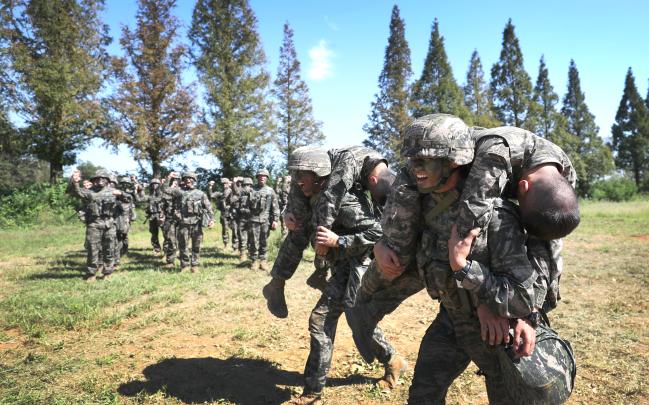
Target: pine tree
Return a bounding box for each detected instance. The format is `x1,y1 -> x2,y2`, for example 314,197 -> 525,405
1,0 -> 111,183
363,5 -> 412,164
273,22 -> 324,167
528,56 -> 559,137
611,68 -> 649,188
105,0 -> 199,178
189,0 -> 274,178
561,59 -> 613,196
410,18 -> 468,121
490,19 -> 532,128
463,50 -> 499,128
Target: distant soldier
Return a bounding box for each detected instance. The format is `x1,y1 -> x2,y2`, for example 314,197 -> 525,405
278,175 -> 291,235
208,177 -> 234,251
68,169 -> 126,281
161,172 -> 181,268
229,177 -> 243,251
235,177 -> 254,261
248,168 -> 280,271
139,178 -> 164,255
172,172 -> 214,272
114,176 -> 137,268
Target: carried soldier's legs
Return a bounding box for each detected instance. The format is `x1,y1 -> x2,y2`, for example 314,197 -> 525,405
162,221 -> 178,264
238,221 -> 250,258
149,219 -> 161,252
230,216 -> 239,249
220,213 -> 230,248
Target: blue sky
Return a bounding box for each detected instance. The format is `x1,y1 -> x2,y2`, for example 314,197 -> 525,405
76,0 -> 649,174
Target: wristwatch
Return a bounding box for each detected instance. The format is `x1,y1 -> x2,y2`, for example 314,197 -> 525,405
452,260 -> 472,282
337,236 -> 347,249
526,311 -> 541,328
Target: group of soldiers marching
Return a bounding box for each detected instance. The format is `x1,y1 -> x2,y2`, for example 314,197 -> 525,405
68,112 -> 580,404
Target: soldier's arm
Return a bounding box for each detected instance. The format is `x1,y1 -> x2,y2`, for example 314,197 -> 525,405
453,201 -> 541,319
314,150 -> 358,229
456,137 -> 510,238
270,189 -> 280,223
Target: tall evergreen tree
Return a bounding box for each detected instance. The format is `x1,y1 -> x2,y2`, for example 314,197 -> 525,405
273,22 -> 324,166
463,50 -> 499,128
561,59 -> 613,196
410,18 -> 468,121
363,5 -> 412,164
105,0 -> 199,178
0,0 -> 111,183
611,68 -> 649,188
490,19 -> 532,128
528,55 -> 559,137
189,0 -> 273,178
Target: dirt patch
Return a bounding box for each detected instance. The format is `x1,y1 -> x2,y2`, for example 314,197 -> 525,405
631,233 -> 649,241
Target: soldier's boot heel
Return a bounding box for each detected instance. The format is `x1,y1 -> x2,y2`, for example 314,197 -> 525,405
377,354 -> 408,390
262,278 -> 288,318
306,267 -> 329,291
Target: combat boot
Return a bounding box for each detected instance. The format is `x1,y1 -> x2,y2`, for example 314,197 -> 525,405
376,354 -> 408,390
251,260 -> 260,271
190,266 -> 199,273
259,260 -> 269,272
262,277 -> 288,318
306,267 -> 329,291
164,262 -> 175,270
289,393 -> 322,405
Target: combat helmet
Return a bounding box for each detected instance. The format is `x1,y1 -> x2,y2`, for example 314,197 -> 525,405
181,171 -> 197,181
91,169 -> 113,180
150,178 -> 161,185
256,168 -> 270,178
497,323 -> 576,405
401,113 -> 474,165
288,146 -> 331,177
221,177 -> 231,184
243,177 -> 253,186
118,176 -> 132,185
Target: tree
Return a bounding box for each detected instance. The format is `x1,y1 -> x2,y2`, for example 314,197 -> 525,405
189,0 -> 274,178
463,50 -> 499,128
561,59 -> 613,196
410,18 -> 468,121
363,5 -> 412,164
611,68 -> 649,188
273,22 -> 324,166
105,0 -> 199,178
1,0 -> 111,183
527,55 -> 559,137
490,19 -> 532,128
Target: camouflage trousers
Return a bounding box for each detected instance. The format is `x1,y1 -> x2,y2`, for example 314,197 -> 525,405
85,220 -> 116,276
115,221 -> 130,265
178,223 -> 203,268
229,214 -> 239,248
219,213 -> 230,246
408,305 -> 514,405
162,220 -> 178,264
237,220 -> 250,254
249,221 -> 270,260
149,218 -> 161,252
303,293 -> 394,394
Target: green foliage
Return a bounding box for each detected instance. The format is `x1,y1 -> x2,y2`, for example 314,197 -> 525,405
610,68 -> 649,189
0,0 -> 111,183
363,5 -> 413,165
463,50 -> 500,128
411,19 -> 469,121
74,161 -> 106,181
528,56 -> 560,137
105,0 -> 200,178
0,181 -> 76,227
489,19 -> 532,128
273,22 -> 324,168
189,0 -> 274,178
0,154 -> 50,192
591,176 -> 638,201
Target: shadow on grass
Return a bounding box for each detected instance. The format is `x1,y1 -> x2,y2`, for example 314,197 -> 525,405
118,356 -> 369,404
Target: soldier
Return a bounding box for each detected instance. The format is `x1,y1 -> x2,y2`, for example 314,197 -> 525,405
229,177 -> 242,252
208,177 -> 234,252
68,168 -> 126,282
235,177 -> 254,261
278,175 -> 291,235
248,168 -> 280,271
268,148 -> 400,405
171,172 -> 214,273
139,178 -> 164,255
161,172 -> 181,268
114,176 -> 137,268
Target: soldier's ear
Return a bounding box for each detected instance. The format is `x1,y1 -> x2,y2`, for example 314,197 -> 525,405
368,175 -> 379,187
517,179 -> 530,196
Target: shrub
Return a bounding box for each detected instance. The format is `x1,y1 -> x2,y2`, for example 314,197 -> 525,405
0,181 -> 76,228
591,176 -> 637,202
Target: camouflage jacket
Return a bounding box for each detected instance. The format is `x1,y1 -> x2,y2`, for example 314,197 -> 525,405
67,181 -> 122,226
170,186 -> 214,226
209,186 -> 232,218
161,183 -> 181,222
249,185 -> 279,224
235,185 -> 253,220
138,189 -> 165,222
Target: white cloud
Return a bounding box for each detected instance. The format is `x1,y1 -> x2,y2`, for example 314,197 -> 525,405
308,40 -> 334,81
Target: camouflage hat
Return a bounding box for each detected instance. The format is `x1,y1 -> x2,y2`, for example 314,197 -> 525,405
118,176 -> 132,185
150,178 -> 161,185
288,146 -> 331,177
401,114 -> 474,165
91,169 -> 113,180
243,177 -> 253,186
256,168 -> 270,178
181,171 -> 197,181
497,323 -> 576,404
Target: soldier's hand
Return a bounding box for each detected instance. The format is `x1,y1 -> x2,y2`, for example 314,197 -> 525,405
448,224 -> 480,271
112,190 -> 123,196
284,212 -> 299,231
373,240 -> 404,280
71,169 -> 81,183
270,221 -> 277,230
208,220 -> 214,228
477,304 -> 510,346
512,317 -> 536,357
315,226 -> 339,248
208,180 -> 215,187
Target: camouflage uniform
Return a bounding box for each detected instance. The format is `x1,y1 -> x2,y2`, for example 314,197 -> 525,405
161,175 -> 181,265
140,179 -> 164,253
171,173 -> 213,270
235,178 -> 254,258
114,177 -> 137,266
278,176 -> 291,235
248,174 -> 280,263
229,178 -> 242,250
68,170 -> 121,277
209,179 -> 234,249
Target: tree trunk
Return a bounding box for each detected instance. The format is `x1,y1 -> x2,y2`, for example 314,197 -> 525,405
151,159 -> 162,179
49,161 -> 63,184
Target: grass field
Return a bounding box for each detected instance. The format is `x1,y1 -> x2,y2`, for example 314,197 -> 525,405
0,200 -> 648,404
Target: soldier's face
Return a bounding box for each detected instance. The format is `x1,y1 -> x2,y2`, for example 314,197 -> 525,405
94,177 -> 108,188
257,175 -> 267,186
408,158 -> 448,192
294,170 -> 320,197
184,178 -> 195,188
151,183 -> 159,191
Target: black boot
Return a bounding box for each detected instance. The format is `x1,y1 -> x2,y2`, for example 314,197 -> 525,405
262,277 -> 288,318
